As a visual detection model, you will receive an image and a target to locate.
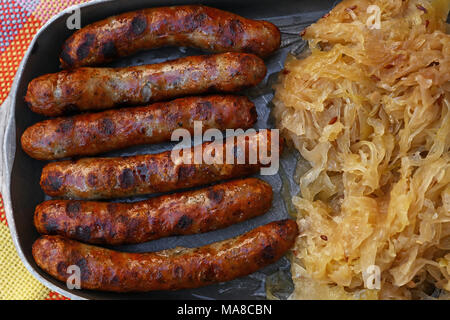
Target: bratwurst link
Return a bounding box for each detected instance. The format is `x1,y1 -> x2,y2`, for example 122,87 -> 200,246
32,219 -> 298,292
21,95 -> 257,160
26,52 -> 267,116
40,130 -> 282,199
60,5 -> 281,68
34,178 -> 273,245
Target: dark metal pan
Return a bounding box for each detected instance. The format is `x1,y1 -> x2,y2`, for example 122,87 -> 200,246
0,0 -> 335,299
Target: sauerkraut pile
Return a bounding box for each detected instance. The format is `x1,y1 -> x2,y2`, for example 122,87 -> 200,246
273,0 -> 450,299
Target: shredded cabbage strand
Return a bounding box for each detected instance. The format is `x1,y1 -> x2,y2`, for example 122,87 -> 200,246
273,0 -> 450,299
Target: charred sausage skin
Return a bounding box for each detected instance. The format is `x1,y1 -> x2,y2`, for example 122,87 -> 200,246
21,95 -> 257,160
60,5 -> 281,68
26,52 -> 266,117
34,178 -> 273,245
40,130 -> 282,200
32,219 -> 298,292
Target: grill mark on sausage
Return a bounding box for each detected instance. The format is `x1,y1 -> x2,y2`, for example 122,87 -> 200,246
101,41 -> 117,59
130,15 -> 147,35
98,118 -> 115,136
66,201 -> 81,218
261,244 -> 275,263
57,261 -> 68,277
75,257 -> 91,281
75,225 -> 91,242
45,218 -> 59,234
194,101 -> 213,120
87,173 -> 98,187
76,33 -> 95,60
174,266 -> 184,279
176,215 -> 193,230
58,6 -> 280,69
42,172 -> 63,192
207,189 -> 225,203
106,203 -> 118,215
119,169 -> 135,189
57,119 -> 74,134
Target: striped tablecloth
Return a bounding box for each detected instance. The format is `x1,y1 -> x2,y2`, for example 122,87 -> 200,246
0,0 -> 94,300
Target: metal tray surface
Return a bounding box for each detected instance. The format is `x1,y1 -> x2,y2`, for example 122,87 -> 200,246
0,0 -> 335,300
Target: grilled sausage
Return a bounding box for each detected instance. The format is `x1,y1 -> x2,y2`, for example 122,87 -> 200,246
32,219 -> 298,292
60,5 -> 281,69
21,95 -> 257,160
40,130 -> 282,199
34,178 -> 273,245
26,52 -> 266,117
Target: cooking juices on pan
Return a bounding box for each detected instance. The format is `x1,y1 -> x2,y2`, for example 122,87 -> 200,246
23,4 -> 295,293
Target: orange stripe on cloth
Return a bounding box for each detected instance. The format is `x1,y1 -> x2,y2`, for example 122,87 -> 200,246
0,194 -> 6,226
0,13 -> 42,106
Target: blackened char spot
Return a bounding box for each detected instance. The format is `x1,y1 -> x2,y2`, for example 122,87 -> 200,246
184,12 -> 207,31
66,201 -> 81,218
261,244 -> 275,263
176,215 -> 193,230
173,266 -> 184,278
136,164 -> 149,181
275,220 -> 291,240
166,110 -> 182,126
125,218 -> 140,239
101,40 -> 117,59
45,218 -> 59,234
229,19 -> 244,38
222,37 -> 233,47
202,264 -> 219,282
118,214 -> 129,224
75,226 -> 91,242
76,33 -> 95,60
75,258 -> 91,281
43,172 -> 63,192
57,261 -> 68,277
221,20 -> 243,48
156,270 -> 165,283
63,85 -> 75,97
87,173 -> 98,187
119,168 -> 135,189
99,118 -> 115,135
195,101 -> 213,120
195,13 -> 207,24
131,15 -> 147,35
207,188 -> 225,203
107,202 -> 118,215
57,119 -> 74,134
177,166 -> 195,182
